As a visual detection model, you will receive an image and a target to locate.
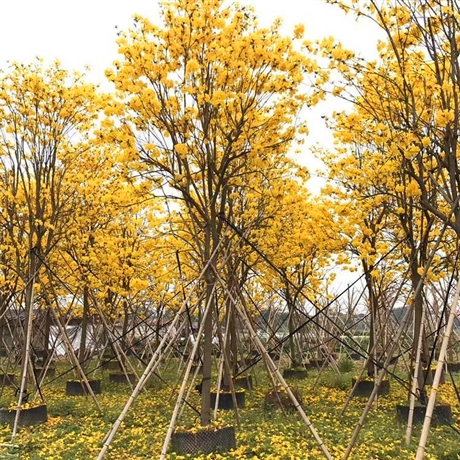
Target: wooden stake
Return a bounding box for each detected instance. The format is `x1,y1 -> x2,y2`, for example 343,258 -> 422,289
97,244 -> 222,460
12,251 -> 37,441
342,305 -> 414,460
415,276 -> 460,459
158,282 -> 216,460
41,282 -> 103,413
212,267 -> 333,460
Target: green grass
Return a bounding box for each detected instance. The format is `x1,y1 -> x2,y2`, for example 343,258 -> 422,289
0,359 -> 457,459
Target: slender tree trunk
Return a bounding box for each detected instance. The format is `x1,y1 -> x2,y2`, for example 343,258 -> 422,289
222,299 -> 233,389
200,269 -> 214,426
42,308 -> 51,362
20,250 -> 38,395
78,285 -> 89,369
411,268 -> 430,392
12,249 -> 38,441
155,307 -> 162,349
0,294 -> 9,352
364,268 -> 377,376
229,306 -> 238,376
121,300 -> 129,364
288,306 -> 297,367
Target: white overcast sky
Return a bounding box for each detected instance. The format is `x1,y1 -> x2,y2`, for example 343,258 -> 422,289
0,0 -> 382,78
0,0 -> 383,188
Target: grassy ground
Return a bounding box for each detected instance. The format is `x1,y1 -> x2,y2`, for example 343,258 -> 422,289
0,358 -> 458,459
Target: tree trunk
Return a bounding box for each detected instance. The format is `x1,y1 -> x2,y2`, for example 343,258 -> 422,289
288,306 -> 298,367
364,267 -> 377,376
411,269 -> 430,393
78,285 -> 89,369
121,300 -> 129,364
42,308 -> 51,362
229,306 -> 238,376
200,272 -> 214,426
18,249 -> 38,404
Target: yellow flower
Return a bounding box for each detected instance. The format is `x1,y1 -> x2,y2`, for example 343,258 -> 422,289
293,23 -> 305,39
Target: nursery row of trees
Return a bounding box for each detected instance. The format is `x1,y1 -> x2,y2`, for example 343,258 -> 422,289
1,0 -> 460,458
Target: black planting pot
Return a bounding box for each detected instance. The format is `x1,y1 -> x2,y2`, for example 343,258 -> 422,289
233,375 -> 253,390
446,362 -> 460,373
0,374 -> 15,386
351,378 -> 390,397
66,379 -> 102,396
396,404 -> 453,425
210,390 -> 245,410
268,350 -> 280,360
221,375 -> 253,391
191,363 -> 203,374
35,350 -> 47,360
283,369 -> 308,380
194,381 -> 203,394
411,368 -> 446,384
109,373 -> 135,384
0,404 -> 47,426
34,367 -> 56,379
102,361 -> 121,371
171,426 -> 236,455
306,359 -> 325,369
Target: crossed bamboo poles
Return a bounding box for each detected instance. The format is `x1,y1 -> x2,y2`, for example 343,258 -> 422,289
5,228 -> 460,459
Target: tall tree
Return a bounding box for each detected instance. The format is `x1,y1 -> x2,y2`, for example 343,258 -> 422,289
0,60 -> 104,393
107,0 -> 324,425
320,0 -> 460,400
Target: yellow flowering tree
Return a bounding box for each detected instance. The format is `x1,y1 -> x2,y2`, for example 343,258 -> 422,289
0,60 -> 105,393
320,0 -> 459,394
53,145 -> 169,366
107,0 -> 324,425
252,175 -> 339,367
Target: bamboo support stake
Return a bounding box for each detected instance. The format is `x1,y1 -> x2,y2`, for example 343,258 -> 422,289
49,306 -> 103,413
213,332 -> 226,417
342,304 -> 414,460
162,242 -> 239,456
212,268 -> 333,460
406,306 -> 426,444
340,331 -> 384,416
221,354 -> 241,427
342,218 -> 453,459
93,304 -> 140,390
177,355 -> 203,420
340,272 -> 410,417
415,276 -> 460,460
242,305 -> 333,459
169,307 -> 204,406
12,253 -> 37,442
213,310 -> 241,427
177,334 -> 194,376
312,298 -> 362,392
311,356 -> 329,392
168,323 -> 201,404
97,244 -> 223,460
159,282 -> 216,460
97,308 -> 185,460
